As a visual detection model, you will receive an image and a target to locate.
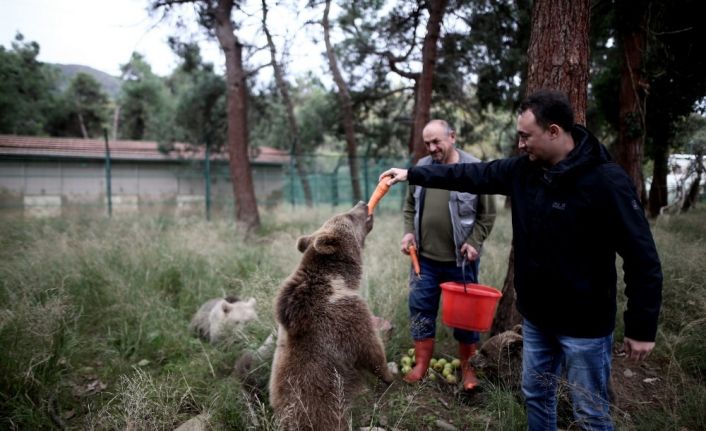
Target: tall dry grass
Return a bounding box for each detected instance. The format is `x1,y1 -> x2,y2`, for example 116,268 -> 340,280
0,203 -> 704,430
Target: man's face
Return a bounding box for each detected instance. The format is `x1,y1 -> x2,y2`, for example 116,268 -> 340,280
516,110 -> 557,165
423,123 -> 456,163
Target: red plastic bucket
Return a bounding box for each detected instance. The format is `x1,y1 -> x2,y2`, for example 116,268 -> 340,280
440,282 -> 502,332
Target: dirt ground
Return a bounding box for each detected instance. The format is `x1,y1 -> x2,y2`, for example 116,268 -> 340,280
357,341 -> 674,431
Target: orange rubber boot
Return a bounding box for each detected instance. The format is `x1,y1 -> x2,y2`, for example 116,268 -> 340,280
459,343 -> 480,390
404,338 -> 435,383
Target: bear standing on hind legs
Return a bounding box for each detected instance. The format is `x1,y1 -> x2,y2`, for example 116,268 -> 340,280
269,202 -> 395,431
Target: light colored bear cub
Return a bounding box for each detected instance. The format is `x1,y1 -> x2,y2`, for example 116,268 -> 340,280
190,296 -> 257,343
269,202 -> 394,431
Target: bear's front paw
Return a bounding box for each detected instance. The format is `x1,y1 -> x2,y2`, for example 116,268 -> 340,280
381,362 -> 398,383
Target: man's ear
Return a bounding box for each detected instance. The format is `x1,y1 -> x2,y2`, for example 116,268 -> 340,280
297,235 -> 312,253
548,123 -> 561,138
312,233 -> 340,255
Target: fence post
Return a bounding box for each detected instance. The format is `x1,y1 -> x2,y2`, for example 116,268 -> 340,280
103,128 -> 112,217
204,140 -> 212,221
289,138 -> 296,208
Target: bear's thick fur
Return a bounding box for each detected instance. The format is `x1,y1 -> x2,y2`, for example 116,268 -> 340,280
269,202 -> 394,431
470,324 -> 523,388
189,296 -> 257,343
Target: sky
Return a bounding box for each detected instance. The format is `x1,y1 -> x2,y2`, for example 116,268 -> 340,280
0,0 -> 325,79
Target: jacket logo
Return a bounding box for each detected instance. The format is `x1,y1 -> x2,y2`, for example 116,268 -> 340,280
552,202 -> 566,210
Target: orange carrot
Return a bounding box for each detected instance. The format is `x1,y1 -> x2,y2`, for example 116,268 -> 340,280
367,176 -> 391,214
408,245 -> 421,277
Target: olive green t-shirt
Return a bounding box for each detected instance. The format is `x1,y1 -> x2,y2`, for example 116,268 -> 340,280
420,188 -> 456,262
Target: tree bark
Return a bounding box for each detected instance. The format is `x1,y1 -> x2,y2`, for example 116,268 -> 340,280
213,0 -> 260,231
616,4 -> 648,204
525,0 -> 589,123
323,0 -> 362,203
491,0 -> 591,335
261,0 -> 313,207
410,0 -> 448,163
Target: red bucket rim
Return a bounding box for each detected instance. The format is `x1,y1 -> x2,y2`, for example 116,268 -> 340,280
439,282 -> 501,298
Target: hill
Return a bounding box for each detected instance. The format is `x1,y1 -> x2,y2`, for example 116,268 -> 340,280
53,63 -> 122,99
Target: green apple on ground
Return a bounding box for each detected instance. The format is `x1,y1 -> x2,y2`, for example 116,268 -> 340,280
451,358 -> 461,369
401,356 -> 412,367
445,374 -> 458,384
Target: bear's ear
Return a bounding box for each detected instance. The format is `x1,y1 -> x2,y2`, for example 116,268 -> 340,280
245,297 -> 256,307
221,301 -> 233,314
297,235 -> 312,253
312,233 -> 340,255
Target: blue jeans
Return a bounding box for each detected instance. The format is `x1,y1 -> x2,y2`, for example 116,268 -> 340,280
522,319 -> 613,431
408,255 -> 480,344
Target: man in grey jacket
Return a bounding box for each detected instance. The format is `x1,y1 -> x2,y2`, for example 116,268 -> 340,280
401,119 -> 495,390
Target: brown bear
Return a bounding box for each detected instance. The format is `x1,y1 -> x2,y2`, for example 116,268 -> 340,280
189,295 -> 258,343
269,202 -> 395,431
470,324 -> 523,388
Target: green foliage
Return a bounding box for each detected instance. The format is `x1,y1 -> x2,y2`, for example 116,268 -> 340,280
118,53 -> 175,141
461,0 -> 532,113
48,72 -> 112,138
0,33 -> 62,135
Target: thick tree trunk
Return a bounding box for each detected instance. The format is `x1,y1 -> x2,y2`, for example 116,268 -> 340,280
323,0 -> 362,203
214,0 -> 260,231
616,5 -> 648,204
410,0 -> 448,163
525,0 -> 589,123
491,0 -> 591,335
262,0 -> 313,207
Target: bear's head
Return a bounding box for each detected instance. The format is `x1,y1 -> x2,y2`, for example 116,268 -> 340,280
470,324 -> 523,388
295,201 -> 373,258
208,297 -> 258,341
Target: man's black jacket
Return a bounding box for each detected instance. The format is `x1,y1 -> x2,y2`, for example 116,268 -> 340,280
407,125 -> 662,341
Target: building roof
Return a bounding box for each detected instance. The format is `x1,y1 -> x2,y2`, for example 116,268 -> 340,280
0,135 -> 290,165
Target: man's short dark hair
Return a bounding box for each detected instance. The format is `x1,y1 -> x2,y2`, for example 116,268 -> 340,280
519,89 -> 574,132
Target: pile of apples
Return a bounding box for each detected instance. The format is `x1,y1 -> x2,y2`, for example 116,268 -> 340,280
399,348 -> 461,384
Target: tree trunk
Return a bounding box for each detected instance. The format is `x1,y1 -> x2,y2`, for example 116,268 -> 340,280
213,0 -> 260,231
112,105 -> 120,141
77,112 -> 89,139
323,0 -> 362,203
410,0 -> 448,163
261,0 -> 313,207
616,4 -> 648,204
681,151 -> 703,212
525,0 -> 589,123
648,144 -> 669,217
491,0 -> 591,335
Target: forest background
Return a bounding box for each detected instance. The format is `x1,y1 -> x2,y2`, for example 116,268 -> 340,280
2,1 -> 706,429
2,0 -> 706,231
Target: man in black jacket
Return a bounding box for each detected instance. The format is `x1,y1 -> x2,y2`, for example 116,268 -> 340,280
380,90 -> 662,431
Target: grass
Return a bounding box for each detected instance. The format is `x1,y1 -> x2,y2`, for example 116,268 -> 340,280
0,204 -> 704,430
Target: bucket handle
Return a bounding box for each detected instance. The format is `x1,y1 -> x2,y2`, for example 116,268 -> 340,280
461,251 -> 469,294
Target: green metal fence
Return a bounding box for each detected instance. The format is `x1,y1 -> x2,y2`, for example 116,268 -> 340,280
0,153 -> 412,219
